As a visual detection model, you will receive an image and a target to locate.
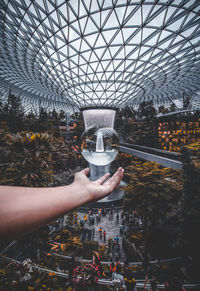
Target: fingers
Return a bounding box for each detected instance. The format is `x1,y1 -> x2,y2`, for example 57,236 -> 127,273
97,173 -> 111,185
105,167 -> 124,190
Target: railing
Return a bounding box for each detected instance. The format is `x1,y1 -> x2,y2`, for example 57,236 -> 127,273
1,255 -> 199,290
53,252 -> 181,266
119,142 -> 182,169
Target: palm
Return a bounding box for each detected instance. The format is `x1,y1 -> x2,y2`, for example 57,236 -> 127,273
74,167 -> 124,201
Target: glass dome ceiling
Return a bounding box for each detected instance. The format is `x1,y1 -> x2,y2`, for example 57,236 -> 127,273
0,0 -> 200,113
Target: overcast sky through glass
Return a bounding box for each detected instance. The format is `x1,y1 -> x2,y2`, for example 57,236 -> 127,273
0,0 -> 200,113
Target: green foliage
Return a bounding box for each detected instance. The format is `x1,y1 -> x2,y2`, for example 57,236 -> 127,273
126,119 -> 159,147
0,130 -> 76,187
65,211 -> 80,229
123,160 -> 182,224
137,100 -> 157,121
81,241 -> 99,259
0,93 -> 24,133
181,143 -> 200,258
123,159 -> 183,257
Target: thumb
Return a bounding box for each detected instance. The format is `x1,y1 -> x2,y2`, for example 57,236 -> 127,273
81,167 -> 90,176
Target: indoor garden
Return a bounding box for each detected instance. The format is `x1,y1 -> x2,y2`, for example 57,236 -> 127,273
0,0 -> 200,290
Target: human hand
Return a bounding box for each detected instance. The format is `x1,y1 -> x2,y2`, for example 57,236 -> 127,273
73,167 -> 124,202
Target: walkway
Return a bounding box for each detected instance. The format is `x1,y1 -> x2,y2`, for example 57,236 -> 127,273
78,211 -> 127,261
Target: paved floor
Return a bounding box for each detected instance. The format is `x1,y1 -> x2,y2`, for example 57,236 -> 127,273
78,211 -> 127,261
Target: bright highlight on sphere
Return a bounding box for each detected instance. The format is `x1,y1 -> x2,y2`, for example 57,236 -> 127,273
81,127 -> 119,166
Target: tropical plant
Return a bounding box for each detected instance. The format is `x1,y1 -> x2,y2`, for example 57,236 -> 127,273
123,159 -> 183,257
0,93 -> 24,133
0,130 -> 76,187
181,142 -> 200,281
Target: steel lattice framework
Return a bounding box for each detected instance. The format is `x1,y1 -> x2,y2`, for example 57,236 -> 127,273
0,0 -> 200,113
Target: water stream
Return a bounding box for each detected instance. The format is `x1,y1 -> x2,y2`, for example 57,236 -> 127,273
82,108 -> 125,203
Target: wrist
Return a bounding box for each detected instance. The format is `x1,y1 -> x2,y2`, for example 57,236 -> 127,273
69,182 -> 91,207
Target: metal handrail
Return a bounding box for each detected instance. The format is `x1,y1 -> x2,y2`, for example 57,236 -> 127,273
1,255 -> 200,289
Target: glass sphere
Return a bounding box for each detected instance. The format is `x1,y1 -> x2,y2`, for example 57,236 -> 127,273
81,126 -> 119,166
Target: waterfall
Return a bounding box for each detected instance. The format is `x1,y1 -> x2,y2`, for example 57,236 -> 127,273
89,163 -> 110,181
81,108 -> 125,203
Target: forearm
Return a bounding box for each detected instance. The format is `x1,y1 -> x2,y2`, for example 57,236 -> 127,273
0,183 -> 90,241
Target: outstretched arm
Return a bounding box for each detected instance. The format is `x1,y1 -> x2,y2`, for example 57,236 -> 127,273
0,167 -> 124,241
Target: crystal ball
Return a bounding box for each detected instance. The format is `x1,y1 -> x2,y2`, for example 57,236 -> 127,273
81,126 -> 119,166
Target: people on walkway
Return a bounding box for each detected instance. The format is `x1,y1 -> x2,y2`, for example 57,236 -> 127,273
84,213 -> 88,223
116,211 -> 119,221
151,276 -> 157,291
112,264 -> 125,288
120,224 -> 124,235
103,230 -> 106,242
144,275 -> 150,291
99,226 -> 103,239
124,262 -> 137,291
109,262 -> 116,277
115,235 -> 119,244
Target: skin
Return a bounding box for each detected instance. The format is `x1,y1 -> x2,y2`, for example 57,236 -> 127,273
0,167 -> 124,241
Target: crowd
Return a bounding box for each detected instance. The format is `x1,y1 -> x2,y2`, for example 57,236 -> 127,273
74,207 -> 188,291
67,251 -> 188,291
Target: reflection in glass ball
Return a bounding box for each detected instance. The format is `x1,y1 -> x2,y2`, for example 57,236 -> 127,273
81,127 -> 119,166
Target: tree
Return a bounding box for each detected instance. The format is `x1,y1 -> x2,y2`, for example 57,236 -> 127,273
183,95 -> 191,110
169,103 -> 176,112
0,130 -> 76,187
137,101 -> 157,122
181,143 -> 200,281
59,110 -> 65,120
123,159 -> 182,257
2,93 -> 24,132
158,105 -> 168,114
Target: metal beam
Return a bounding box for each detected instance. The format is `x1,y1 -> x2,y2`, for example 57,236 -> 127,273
119,145 -> 182,170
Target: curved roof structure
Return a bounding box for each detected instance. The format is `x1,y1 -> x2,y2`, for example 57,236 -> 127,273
0,0 -> 200,113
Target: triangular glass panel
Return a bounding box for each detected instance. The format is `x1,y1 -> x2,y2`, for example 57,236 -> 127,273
67,5 -> 77,22
102,30 -> 114,45
125,6 -> 141,26
142,4 -> 153,24
182,25 -> 198,38
101,48 -> 110,60
84,33 -> 97,48
111,31 -> 123,45
84,17 -> 98,35
125,44 -> 136,57
142,28 -> 156,41
71,53 -> 79,64
101,9 -> 111,26
91,61 -> 99,72
91,11 -> 101,28
90,52 -> 99,62
104,10 -> 119,29
82,50 -> 91,61
167,18 -> 183,31
115,47 -> 125,59
78,16 -> 87,34
46,0 -> 55,13
147,8 -> 166,27
164,6 -> 178,25
80,39 -> 91,52
145,33 -> 159,46
79,1 -> 88,17
122,27 -> 135,43
129,30 -> 142,45
90,0 -> 99,13
95,33 -> 106,47
68,26 -> 80,42
114,6 -> 126,24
